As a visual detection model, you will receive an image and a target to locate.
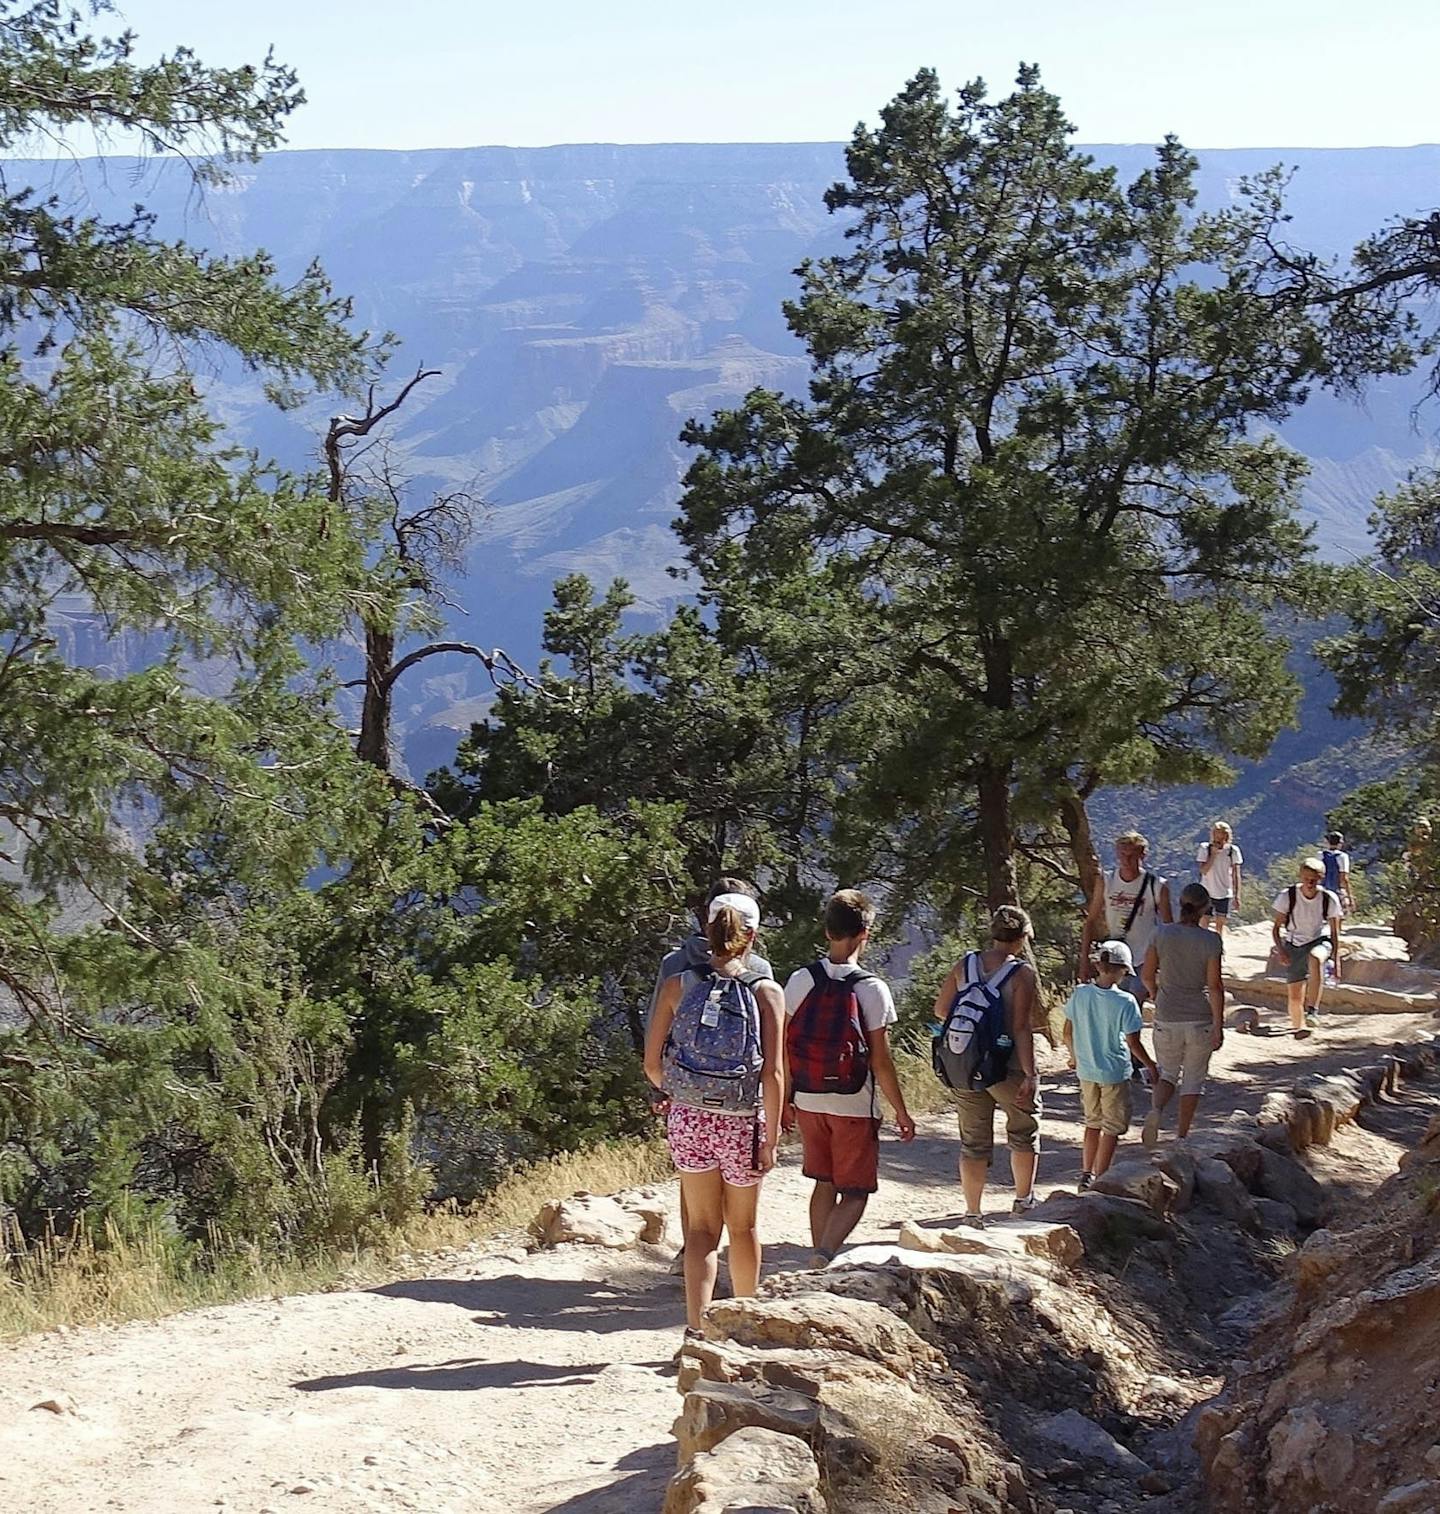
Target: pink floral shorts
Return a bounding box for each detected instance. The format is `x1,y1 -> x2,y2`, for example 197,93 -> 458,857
666,1104 -> 763,1188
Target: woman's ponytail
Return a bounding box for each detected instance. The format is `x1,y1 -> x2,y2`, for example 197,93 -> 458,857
706,904 -> 753,960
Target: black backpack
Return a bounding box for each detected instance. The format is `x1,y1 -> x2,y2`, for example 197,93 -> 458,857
1284,885 -> 1333,935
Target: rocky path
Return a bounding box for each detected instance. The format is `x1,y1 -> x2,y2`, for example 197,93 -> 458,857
3,979 -> 1437,1514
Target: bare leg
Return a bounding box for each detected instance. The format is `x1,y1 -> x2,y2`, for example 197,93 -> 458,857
1214,912 -> 1228,938
1307,950 -> 1325,1012
1010,1148 -> 1037,1202
960,1156 -> 989,1215
807,1181 -> 835,1250
1287,979 -> 1305,1030
679,1169 -> 725,1331
1081,1127 -> 1101,1173
1176,1093 -> 1202,1138
1151,1077 -> 1177,1118
1093,1131 -> 1119,1176
721,1181 -> 762,1299
817,1194 -> 869,1259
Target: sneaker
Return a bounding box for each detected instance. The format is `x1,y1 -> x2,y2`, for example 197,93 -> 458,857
1011,1195 -> 1039,1216
955,1211 -> 987,1231
1304,1008 -> 1320,1029
682,1326 -> 705,1344
1078,1171 -> 1094,1192
1141,1110 -> 1160,1149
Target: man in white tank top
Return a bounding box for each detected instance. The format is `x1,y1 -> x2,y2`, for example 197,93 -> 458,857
1080,830 -> 1173,1004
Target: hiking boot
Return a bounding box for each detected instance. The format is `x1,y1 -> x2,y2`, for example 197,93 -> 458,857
1011,1194 -> 1039,1216
955,1211 -> 987,1231
1141,1110 -> 1161,1149
1078,1171 -> 1094,1192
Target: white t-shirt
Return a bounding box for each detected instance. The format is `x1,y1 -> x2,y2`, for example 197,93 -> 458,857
1272,885 -> 1341,946
1102,868 -> 1166,962
783,960 -> 896,1118
1197,842 -> 1243,899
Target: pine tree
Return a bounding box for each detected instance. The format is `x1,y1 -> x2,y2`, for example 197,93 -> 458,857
677,67 -> 1403,912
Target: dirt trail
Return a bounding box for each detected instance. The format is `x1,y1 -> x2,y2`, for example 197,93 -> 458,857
2,965 -> 1436,1514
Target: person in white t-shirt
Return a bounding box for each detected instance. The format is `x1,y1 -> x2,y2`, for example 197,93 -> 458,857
1080,829 -> 1173,1004
1196,821 -> 1244,936
782,890 -> 915,1267
1321,831 -> 1354,916
1271,858 -> 1343,1037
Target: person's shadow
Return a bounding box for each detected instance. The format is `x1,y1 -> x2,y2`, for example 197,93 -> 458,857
294,1357 -> 613,1394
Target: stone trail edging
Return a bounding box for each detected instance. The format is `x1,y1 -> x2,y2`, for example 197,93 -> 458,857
661,1033 -> 1440,1512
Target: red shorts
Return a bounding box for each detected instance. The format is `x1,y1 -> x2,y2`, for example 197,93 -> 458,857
795,1110 -> 881,1195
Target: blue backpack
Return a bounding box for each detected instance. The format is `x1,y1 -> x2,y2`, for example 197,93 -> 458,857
1321,849 -> 1343,895
662,970 -> 765,1113
933,952 -> 1023,1092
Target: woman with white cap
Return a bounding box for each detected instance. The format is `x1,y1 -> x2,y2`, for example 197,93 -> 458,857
644,892 -> 785,1338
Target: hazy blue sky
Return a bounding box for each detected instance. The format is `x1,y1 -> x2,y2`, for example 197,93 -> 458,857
84,0 -> 1440,152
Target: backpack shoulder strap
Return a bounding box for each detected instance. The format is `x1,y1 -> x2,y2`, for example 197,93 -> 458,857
1119,871 -> 1151,938
1321,890 -> 1333,920
1285,884 -> 1297,929
991,957 -> 1025,990
805,960 -> 828,994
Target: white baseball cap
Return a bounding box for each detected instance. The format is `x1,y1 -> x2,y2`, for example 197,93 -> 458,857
1095,939 -> 1134,970
707,892 -> 760,931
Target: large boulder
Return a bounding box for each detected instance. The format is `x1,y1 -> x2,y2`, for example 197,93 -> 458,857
1032,1191 -> 1171,1252
704,1292 -> 938,1377
672,1379 -> 821,1461
896,1217 -> 1083,1267
529,1184 -> 674,1249
1191,1156 -> 1261,1231
1254,1146 -> 1327,1229
1034,1408 -> 1151,1475
663,1425 -> 826,1514
1089,1158 -> 1181,1216
677,1336 -> 897,1398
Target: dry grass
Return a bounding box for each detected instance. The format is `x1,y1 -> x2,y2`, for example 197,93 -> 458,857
892,1041 -> 958,1118
0,1136 -> 672,1343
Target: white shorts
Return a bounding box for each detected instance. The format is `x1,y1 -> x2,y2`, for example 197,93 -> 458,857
1153,1021 -> 1214,1098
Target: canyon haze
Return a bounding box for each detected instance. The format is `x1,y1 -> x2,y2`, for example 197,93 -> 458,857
10,141 -> 1439,829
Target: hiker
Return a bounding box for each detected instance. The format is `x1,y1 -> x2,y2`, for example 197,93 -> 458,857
1271,858 -> 1343,1037
1320,831 -> 1354,917
1196,821 -> 1244,934
649,878 -> 773,1274
782,889 -> 916,1268
1062,940 -> 1158,1190
1140,881 -> 1224,1144
644,893 -> 784,1339
931,905 -> 1041,1228
1079,829 -> 1173,1017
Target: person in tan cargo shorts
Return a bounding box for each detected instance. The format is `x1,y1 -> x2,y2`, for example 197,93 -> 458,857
931,906 -> 1042,1228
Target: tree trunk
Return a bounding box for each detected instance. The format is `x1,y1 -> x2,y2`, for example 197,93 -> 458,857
357,626 -> 395,770
976,757 -> 1019,909
1057,783 -> 1102,907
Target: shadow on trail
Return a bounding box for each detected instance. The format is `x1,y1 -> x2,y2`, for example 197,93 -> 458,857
369,1273 -> 678,1333
294,1357 -> 615,1393
544,1442 -> 674,1514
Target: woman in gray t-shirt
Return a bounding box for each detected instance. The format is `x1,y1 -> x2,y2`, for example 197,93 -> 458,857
1140,882 -> 1224,1143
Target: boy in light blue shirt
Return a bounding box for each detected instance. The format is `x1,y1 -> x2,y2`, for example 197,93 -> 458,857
1063,940 -> 1158,1191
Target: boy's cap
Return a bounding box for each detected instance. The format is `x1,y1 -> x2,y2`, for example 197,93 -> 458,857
708,893 -> 761,930
1095,939 -> 1134,970
1300,856 -> 1325,875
